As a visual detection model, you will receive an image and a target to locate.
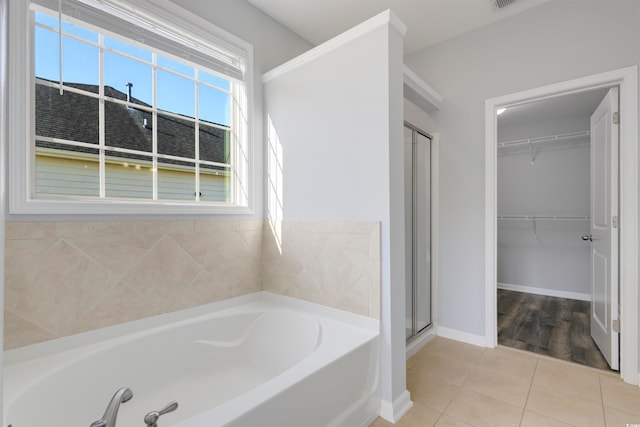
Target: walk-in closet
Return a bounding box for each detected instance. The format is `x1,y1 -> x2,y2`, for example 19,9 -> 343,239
496,87 -> 618,371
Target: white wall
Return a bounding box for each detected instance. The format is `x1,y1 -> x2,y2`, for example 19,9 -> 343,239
171,0 -> 313,73
404,0 -> 640,338
497,116 -> 591,296
170,0 -> 313,220
263,12 -> 410,420
264,28 -> 391,221
404,98 -> 437,134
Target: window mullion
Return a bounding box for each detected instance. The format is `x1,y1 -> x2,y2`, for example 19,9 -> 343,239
98,33 -> 106,198
194,69 -> 200,202
230,81 -> 237,204
57,0 -> 63,95
152,52 -> 158,200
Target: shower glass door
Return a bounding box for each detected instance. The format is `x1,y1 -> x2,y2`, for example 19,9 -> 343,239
405,123 -> 432,341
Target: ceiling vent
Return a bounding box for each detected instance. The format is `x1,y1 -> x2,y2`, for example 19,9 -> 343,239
494,0 -> 518,8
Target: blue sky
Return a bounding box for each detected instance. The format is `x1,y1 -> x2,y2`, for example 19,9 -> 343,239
35,11 -> 231,127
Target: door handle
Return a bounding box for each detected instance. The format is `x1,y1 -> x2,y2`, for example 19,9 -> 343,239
582,234 -> 593,241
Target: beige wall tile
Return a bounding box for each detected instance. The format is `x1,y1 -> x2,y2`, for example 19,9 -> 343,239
55,221 -> 136,238
335,271 -> 371,316
6,240 -> 116,337
194,220 -> 235,232
118,235 -> 206,310
5,220 -> 381,348
369,224 -> 381,260
70,282 -> 159,334
4,238 -> 56,281
4,310 -> 56,350
164,270 -> 234,312
66,233 -> 159,280
6,222 -> 54,240
231,220 -> 263,231
368,271 -> 381,318
134,220 -> 194,236
263,221 -> 381,318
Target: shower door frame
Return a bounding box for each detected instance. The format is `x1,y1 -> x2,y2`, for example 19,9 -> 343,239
405,121 -> 434,343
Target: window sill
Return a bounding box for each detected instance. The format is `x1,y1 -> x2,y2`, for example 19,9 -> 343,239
9,197 -> 254,217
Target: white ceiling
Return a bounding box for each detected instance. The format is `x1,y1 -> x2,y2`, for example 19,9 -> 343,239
498,88 -> 611,129
245,0 -> 608,124
246,0 -> 551,54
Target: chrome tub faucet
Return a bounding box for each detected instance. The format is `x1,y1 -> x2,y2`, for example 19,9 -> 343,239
90,387 -> 133,427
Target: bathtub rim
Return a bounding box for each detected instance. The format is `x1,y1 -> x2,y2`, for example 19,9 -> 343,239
4,291 -> 379,366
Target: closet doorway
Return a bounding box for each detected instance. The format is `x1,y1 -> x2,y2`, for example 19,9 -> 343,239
404,122 -> 432,342
495,87 -> 618,371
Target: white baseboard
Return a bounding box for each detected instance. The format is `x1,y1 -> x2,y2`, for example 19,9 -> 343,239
498,283 -> 591,302
437,326 -> 487,347
359,411 -> 381,427
406,327 -> 436,359
379,390 -> 413,423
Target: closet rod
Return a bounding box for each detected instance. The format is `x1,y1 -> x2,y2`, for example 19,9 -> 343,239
497,215 -> 590,221
497,130 -> 590,149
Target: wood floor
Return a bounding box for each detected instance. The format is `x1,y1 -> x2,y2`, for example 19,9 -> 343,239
497,289 -> 613,371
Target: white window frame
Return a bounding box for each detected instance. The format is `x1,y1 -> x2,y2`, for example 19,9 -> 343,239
8,0 -> 255,216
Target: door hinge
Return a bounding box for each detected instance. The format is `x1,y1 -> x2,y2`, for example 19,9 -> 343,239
613,319 -> 620,333
613,111 -> 620,124
613,215 -> 618,228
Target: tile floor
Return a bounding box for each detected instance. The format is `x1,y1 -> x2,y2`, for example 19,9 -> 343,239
371,337 -> 640,427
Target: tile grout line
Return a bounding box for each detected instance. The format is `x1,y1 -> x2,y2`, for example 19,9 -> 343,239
518,355 -> 540,426
436,347 -> 486,427
597,374 -> 607,425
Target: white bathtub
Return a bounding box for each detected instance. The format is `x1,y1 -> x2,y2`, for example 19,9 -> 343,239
3,292 -> 380,427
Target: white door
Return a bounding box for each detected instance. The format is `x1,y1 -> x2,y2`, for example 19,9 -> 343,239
589,87 -> 619,370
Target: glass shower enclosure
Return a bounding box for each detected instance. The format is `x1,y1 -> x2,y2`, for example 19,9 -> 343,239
404,122 -> 432,341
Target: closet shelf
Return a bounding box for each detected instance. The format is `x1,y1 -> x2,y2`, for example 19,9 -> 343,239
498,215 -> 590,238
497,131 -> 590,150
498,215 -> 590,221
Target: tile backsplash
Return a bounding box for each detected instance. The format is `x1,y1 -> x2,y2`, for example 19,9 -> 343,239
263,221 -> 380,318
5,220 -> 380,349
4,220 -> 262,349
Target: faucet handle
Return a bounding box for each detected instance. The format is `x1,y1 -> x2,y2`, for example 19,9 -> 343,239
143,401 -> 178,427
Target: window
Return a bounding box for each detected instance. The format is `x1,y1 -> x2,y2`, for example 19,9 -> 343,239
9,0 -> 253,215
